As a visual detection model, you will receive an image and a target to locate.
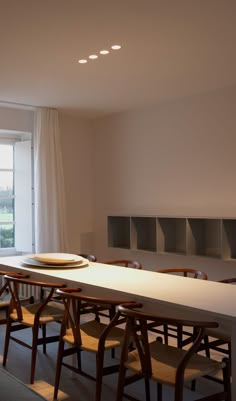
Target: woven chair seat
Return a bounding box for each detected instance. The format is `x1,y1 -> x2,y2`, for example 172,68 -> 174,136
63,319 -> 125,351
10,302 -> 64,326
126,340 -> 226,385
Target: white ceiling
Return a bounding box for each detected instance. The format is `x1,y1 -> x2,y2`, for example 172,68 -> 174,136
1,0 -> 236,118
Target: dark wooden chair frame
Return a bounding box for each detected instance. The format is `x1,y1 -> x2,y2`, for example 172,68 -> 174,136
53,287 -> 134,401
116,304 -> 231,401
150,268 -> 208,347
105,260 -> 142,269
3,274 -> 66,384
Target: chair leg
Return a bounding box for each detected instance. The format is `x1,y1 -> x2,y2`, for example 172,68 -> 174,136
76,349 -> 82,372
116,366 -> 127,401
144,378 -> 151,401
30,324 -> 39,384
203,335 -> 211,358
96,347 -> 105,401
42,324 -> 47,354
53,340 -> 65,400
163,324 -> 169,344
177,325 -> 183,348
157,382 -> 162,401
3,318 -> 12,366
222,358 -> 231,401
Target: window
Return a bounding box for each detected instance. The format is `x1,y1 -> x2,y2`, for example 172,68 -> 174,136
0,144 -> 14,248
0,132 -> 33,255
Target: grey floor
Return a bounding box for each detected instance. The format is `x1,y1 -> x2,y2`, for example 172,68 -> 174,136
0,319 -> 226,401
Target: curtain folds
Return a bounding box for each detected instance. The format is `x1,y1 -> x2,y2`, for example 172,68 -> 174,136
34,108 -> 68,253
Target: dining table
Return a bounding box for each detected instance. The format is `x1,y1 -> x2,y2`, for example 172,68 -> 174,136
0,254 -> 235,397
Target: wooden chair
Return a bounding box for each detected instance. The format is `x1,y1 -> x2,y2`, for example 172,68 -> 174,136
105,259 -> 142,269
116,304 -> 231,401
156,268 -> 208,280
0,270 -> 32,325
3,274 -> 66,384
78,254 -> 97,262
198,278 -> 236,361
150,268 -> 208,347
53,287 -> 133,401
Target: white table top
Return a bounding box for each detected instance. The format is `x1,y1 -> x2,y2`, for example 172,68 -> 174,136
0,255 -> 235,322
1,255 -> 236,397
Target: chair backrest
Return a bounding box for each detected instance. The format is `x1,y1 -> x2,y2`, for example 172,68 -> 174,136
105,260 -> 142,269
0,271 -> 28,301
219,277 -> 236,284
156,268 -> 208,280
78,254 -> 97,262
118,303 -> 218,379
0,270 -> 26,299
56,287 -> 134,345
4,274 -> 66,321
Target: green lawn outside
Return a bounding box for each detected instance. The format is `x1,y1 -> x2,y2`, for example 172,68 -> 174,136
0,212 -> 13,222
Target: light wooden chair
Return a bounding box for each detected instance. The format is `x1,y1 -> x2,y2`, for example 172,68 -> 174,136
53,287 -> 133,401
3,274 -> 66,384
116,304 -> 231,401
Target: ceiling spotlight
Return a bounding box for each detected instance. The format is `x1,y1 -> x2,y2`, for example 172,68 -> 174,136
111,45 -> 121,50
89,54 -> 98,59
78,59 -> 88,64
100,50 -> 109,55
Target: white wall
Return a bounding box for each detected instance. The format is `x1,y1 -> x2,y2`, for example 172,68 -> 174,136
92,85 -> 236,280
0,106 -> 34,132
59,112 -> 94,254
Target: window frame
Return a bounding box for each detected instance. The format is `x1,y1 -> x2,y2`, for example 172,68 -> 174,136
0,131 -> 33,256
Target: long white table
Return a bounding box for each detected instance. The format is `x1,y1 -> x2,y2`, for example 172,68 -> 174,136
0,255 -> 235,396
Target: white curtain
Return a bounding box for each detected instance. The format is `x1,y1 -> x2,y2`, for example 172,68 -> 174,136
34,108 -> 68,253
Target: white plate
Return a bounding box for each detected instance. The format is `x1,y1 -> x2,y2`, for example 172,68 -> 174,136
22,257 -> 89,269
28,253 -> 84,265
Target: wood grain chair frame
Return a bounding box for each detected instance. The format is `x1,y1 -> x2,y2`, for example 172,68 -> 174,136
53,287 -> 135,401
116,304 -> 231,401
3,274 -> 66,384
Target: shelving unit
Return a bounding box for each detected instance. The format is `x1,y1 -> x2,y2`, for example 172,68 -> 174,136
187,218 -> 222,258
222,219 -> 236,259
107,215 -> 235,261
108,216 -> 130,249
131,217 -> 157,252
158,218 -> 186,254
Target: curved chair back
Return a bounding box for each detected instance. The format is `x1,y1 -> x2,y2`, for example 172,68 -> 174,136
116,304 -> 230,401
105,259 -> 142,269
219,277 -> 236,284
78,254 -> 97,262
54,287 -> 133,401
3,274 -> 66,384
156,268 -> 208,280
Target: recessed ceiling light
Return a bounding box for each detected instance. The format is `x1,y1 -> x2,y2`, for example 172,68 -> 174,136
78,59 -> 88,64
111,45 -> 121,50
100,50 -> 109,55
89,54 -> 98,59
